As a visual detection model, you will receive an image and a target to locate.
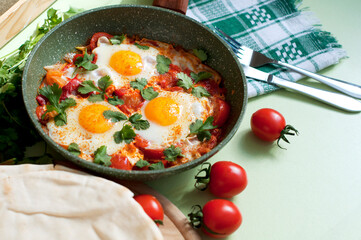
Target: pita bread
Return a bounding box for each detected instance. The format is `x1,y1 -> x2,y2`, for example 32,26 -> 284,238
0,164 -> 163,240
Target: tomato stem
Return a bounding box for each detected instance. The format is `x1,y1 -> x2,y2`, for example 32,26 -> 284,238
277,124 -> 299,149
188,205 -> 203,229
194,162 -> 212,191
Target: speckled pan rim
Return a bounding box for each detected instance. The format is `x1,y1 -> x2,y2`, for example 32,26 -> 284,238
22,5 -> 248,181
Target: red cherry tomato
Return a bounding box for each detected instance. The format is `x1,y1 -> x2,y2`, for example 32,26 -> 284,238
212,98 -> 230,127
134,194 -> 164,226
250,108 -> 298,148
209,161 -> 247,198
202,199 -> 242,238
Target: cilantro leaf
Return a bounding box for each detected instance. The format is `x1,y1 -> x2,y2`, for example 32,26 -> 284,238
54,112 -> 68,126
87,94 -> 104,102
130,78 -> 148,90
94,145 -> 112,166
135,43 -> 150,50
149,162 -> 165,170
58,97 -> 76,109
141,87 -> 159,101
107,96 -> 124,106
74,52 -> 98,71
129,113 -> 150,130
39,83 -> 62,106
97,75 -> 112,92
114,125 -> 136,144
67,142 -> 81,156
63,6 -> 84,20
135,159 -> 150,168
192,86 -> 210,98
78,80 -> 101,94
192,49 -> 208,61
177,72 -> 193,90
163,145 -> 184,161
190,71 -> 212,83
156,55 -> 171,74
103,110 -> 127,122
189,117 -> 217,141
110,35 -> 125,45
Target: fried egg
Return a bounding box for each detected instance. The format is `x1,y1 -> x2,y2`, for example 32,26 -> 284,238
47,98 -> 127,160
91,40 -> 159,88
136,91 -> 212,148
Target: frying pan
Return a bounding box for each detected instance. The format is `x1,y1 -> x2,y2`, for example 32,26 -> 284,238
22,3 -> 247,181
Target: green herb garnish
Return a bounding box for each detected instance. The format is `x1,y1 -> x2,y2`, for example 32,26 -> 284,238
130,78 -> 159,101
163,145 -> 184,161
190,71 -> 212,83
103,110 -> 127,122
176,72 -> 210,98
74,52 -> 98,71
94,145 -> 112,166
149,161 -> 165,170
110,35 -> 125,45
129,113 -> 150,130
135,159 -> 151,168
156,55 -> 171,74
135,43 -> 150,50
189,117 -> 217,141
130,77 -> 148,90
192,49 -> 208,61
113,125 -> 137,144
67,142 -> 81,156
39,83 -> 76,126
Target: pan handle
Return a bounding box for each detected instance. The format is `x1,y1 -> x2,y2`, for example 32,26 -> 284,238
153,0 -> 189,14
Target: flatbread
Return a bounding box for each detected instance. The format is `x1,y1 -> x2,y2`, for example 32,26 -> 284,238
0,164 -> 163,240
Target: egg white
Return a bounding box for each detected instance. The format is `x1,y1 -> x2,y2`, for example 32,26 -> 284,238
135,91 -> 212,148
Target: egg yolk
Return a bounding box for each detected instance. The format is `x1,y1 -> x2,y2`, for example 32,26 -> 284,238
109,50 -> 143,76
79,104 -> 113,133
145,97 -> 180,126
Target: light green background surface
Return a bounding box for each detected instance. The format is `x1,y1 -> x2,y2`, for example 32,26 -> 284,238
1,0 -> 360,239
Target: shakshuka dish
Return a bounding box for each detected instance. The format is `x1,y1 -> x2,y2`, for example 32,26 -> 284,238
35,32 -> 230,171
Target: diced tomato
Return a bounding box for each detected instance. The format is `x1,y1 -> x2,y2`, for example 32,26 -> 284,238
140,148 -> 165,160
134,135 -> 150,148
198,135 -> 218,155
110,154 -> 132,170
212,98 -> 230,127
60,77 -> 82,101
72,54 -> 83,64
114,88 -> 144,114
36,95 -> 48,106
157,64 -> 182,90
36,105 -> 47,125
89,32 -> 114,50
198,79 -> 225,96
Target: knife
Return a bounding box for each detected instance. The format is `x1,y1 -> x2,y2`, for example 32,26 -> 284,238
242,64 -> 361,112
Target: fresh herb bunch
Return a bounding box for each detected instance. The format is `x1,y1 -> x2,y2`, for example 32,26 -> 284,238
0,7 -> 83,164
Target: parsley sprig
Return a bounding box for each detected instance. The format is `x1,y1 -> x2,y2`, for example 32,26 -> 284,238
156,55 -> 171,74
135,159 -> 165,170
130,77 -> 159,101
94,145 -> 112,166
0,7 -> 83,163
189,117 -> 217,141
192,49 -> 208,61
39,83 -> 76,126
163,145 -> 184,161
103,111 -> 150,144
177,72 -> 210,98
74,52 -> 98,71
78,75 -> 124,105
110,35 -> 125,45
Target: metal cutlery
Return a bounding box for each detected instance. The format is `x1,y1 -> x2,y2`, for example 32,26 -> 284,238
214,27 -> 361,99
242,64 -> 361,112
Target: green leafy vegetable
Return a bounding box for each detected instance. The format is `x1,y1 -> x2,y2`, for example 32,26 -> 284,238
135,159 -> 150,168
141,87 -> 159,101
176,72 -> 210,98
77,80 -> 101,94
149,162 -> 165,170
107,96 -> 124,106
129,113 -> 150,130
74,52 -> 98,71
39,83 -> 76,126
130,78 -> 148,90
190,71 -> 212,83
103,110 -> 127,122
192,49 -> 208,61
156,55 -> 171,74
110,35 -> 125,45
94,146 -> 112,166
114,125 -> 136,144
189,117 -> 217,141
135,43 -> 150,50
67,142 -> 81,156
98,75 -> 112,92
0,7 -> 84,163
163,145 -> 184,161
78,76 -> 114,103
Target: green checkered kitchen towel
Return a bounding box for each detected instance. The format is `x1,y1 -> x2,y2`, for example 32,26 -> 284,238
186,0 -> 347,98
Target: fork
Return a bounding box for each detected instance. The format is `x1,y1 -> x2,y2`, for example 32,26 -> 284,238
213,27 -> 361,99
